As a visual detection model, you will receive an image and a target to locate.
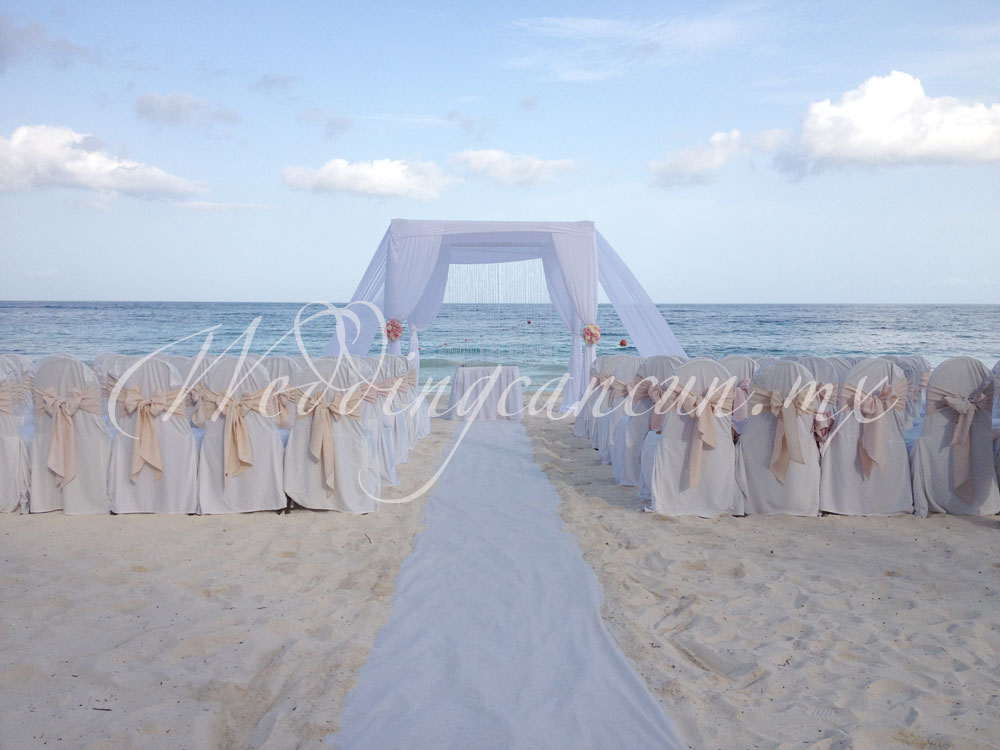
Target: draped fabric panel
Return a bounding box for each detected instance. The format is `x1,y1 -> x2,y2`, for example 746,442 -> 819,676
596,231 -> 686,359
326,220 -> 682,409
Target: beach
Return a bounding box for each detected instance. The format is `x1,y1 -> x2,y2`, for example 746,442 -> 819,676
526,413 -> 1000,749
0,418 -> 455,749
2,411 -> 997,748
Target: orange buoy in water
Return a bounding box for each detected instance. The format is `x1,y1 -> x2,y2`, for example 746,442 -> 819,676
620,339 -> 627,347
527,319 -> 531,324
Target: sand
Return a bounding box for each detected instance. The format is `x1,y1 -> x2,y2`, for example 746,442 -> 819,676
0,418 -> 455,750
4,411 -> 999,750
525,413 -> 1000,750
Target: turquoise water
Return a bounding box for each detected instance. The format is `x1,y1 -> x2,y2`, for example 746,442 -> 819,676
1,301 -> 998,385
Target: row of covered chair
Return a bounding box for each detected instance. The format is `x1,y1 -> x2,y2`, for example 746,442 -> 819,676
0,352 -> 429,515
574,352 -> 1000,518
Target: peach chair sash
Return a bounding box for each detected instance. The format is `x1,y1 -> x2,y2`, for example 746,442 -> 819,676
840,378 -> 908,479
118,386 -> 186,481
748,387 -> 817,483
193,386 -> 274,483
666,387 -> 734,488
33,385 -> 102,488
299,390 -> 364,492
925,381 -> 994,502
643,379 -> 680,433
598,375 -> 632,406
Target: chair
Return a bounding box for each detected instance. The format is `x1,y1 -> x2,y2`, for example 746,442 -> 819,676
818,358 -> 913,515
194,356 -> 285,513
754,356 -> 776,370
283,358 -> 380,512
719,355 -> 757,437
382,355 -> 415,465
573,358 -> 605,440
0,361 -> 30,512
736,362 -> 821,516
886,356 -> 921,431
649,358 -> 741,517
355,356 -> 399,485
594,355 -> 643,464
910,357 -> 999,516
109,358 -> 199,514
611,355 -> 682,487
29,355 -> 111,514
261,355 -> 302,446
992,359 -> 1000,419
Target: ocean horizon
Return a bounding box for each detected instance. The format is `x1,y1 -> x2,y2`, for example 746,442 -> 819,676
3,300 -> 998,386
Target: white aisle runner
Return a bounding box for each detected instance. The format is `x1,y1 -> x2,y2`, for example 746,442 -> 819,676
328,420 -> 681,749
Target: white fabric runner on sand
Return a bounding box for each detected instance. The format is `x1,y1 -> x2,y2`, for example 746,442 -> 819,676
328,420 -> 681,749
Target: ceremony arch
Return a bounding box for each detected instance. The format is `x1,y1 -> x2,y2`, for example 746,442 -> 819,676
326,219 -> 686,406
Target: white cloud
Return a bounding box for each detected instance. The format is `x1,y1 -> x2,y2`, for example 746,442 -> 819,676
134,92 -> 240,131
650,130 -> 785,185
282,157 -> 453,200
452,149 -> 575,185
0,14 -> 94,72
798,70 -> 1000,166
512,13 -> 760,81
651,71 -> 1000,186
0,124 -> 202,199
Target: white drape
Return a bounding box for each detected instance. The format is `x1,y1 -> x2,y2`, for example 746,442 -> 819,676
326,220 -> 684,409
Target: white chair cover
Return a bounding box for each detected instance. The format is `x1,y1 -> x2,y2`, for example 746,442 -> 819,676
910,357 -> 999,516
109,358 -> 199,514
819,358 -> 913,516
992,359 -> 1000,419
283,358 -> 380,513
29,355 -> 111,515
195,356 -> 285,514
384,355 -> 414,463
356,357 -> 399,485
719,355 -> 757,436
594,355 -> 643,464
261,355 -> 302,446
573,358 -> 605,440
736,362 -> 821,516
825,356 -> 854,387
406,359 -> 432,441
754,356 -> 776,370
650,358 -> 741,517
612,355 -> 682,487
0,363 -> 30,512
886,356 -> 921,431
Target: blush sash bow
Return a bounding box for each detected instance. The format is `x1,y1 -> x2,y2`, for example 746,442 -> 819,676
749,388 -> 816,483
636,379 -> 678,433
33,385 -> 102,488
840,378 -> 908,479
600,375 -> 632,407
301,391 -> 363,493
925,382 -> 994,503
194,387 -> 274,483
667,387 -> 734,488
119,386 -> 185,481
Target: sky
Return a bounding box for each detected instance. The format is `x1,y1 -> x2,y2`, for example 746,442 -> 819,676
1,0 -> 998,303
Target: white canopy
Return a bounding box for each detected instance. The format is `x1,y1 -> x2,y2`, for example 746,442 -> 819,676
326,219 -> 686,406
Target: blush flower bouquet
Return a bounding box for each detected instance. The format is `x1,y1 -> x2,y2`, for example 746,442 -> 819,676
582,323 -> 601,345
385,318 -> 403,341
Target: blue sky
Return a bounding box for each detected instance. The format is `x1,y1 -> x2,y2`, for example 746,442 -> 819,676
1,0 -> 998,303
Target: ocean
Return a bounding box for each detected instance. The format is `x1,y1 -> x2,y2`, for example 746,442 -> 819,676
2,301 -> 998,386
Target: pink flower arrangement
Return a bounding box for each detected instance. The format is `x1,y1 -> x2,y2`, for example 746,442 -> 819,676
582,323 -> 601,345
385,318 -> 403,342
